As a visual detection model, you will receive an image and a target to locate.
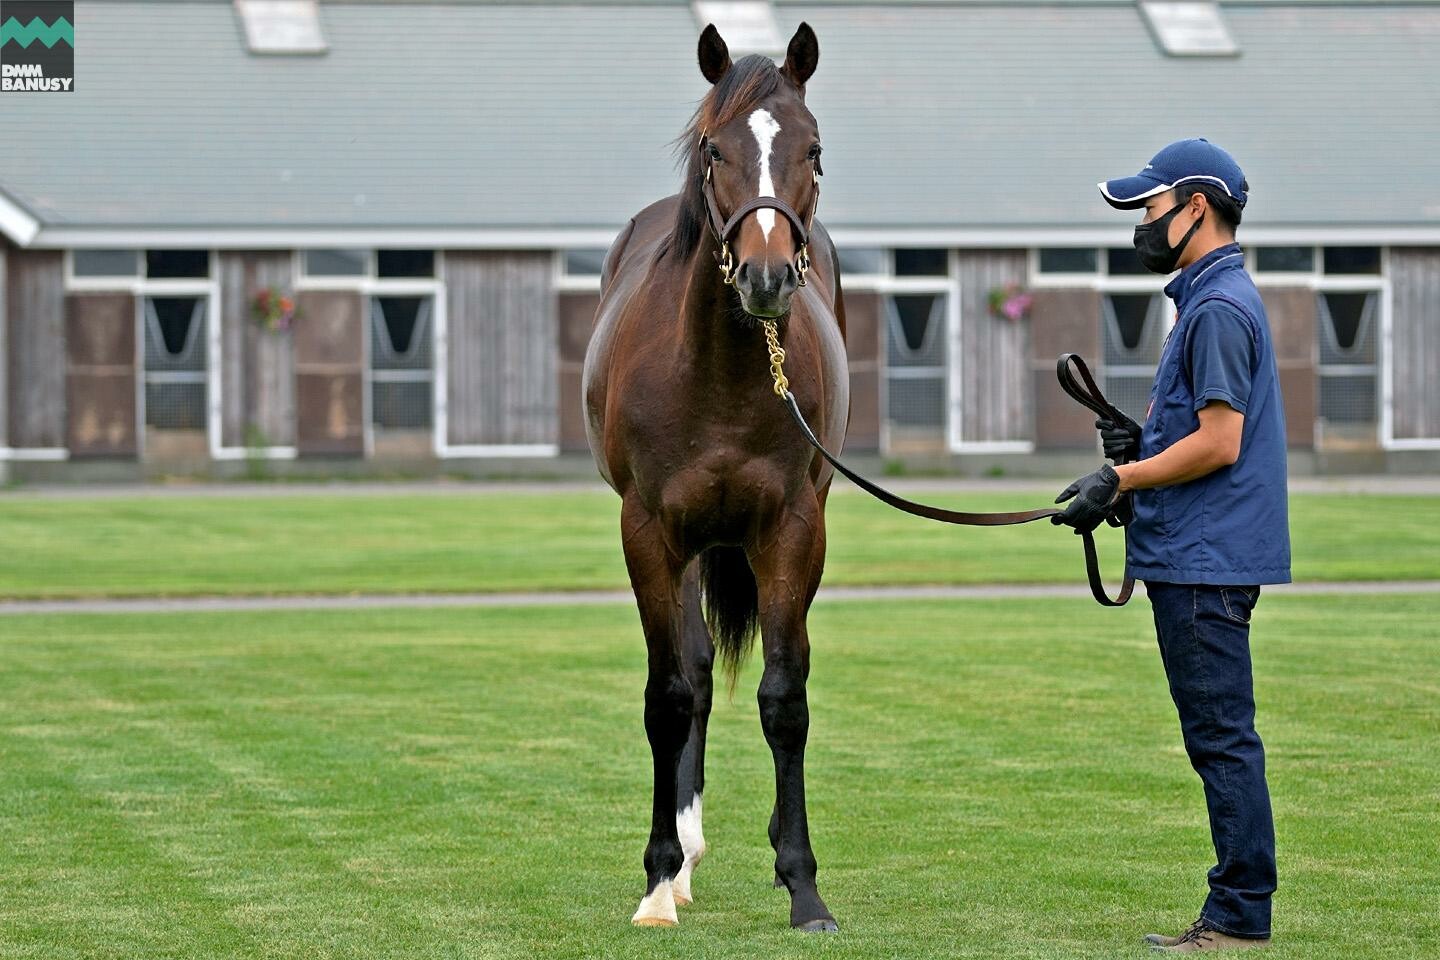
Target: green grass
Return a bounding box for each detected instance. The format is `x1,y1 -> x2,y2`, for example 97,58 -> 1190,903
1,491 -> 1437,599
0,595 -> 1435,958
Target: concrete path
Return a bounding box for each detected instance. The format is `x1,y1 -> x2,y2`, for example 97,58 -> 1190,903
2,580 -> 1435,616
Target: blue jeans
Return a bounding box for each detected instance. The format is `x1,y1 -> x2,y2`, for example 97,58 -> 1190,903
1145,580 -> 1276,939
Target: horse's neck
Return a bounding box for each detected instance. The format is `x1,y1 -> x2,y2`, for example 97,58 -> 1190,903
676,230 -> 767,386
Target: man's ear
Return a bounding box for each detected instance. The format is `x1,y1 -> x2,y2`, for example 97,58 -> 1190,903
698,24 -> 731,84
781,22 -> 818,90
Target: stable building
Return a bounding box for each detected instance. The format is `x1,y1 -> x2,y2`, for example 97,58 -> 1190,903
3,0 -> 1438,480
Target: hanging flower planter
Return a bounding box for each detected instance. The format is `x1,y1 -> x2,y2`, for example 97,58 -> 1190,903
252,286 -> 297,333
987,283 -> 1034,322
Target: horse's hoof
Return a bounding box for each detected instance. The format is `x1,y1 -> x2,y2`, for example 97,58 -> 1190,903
632,917 -> 678,928
672,892 -> 692,907
796,918 -> 839,934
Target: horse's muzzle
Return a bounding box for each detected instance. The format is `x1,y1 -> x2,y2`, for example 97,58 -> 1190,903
735,258 -> 798,318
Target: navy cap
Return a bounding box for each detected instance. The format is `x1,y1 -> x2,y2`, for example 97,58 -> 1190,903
1098,138 -> 1248,210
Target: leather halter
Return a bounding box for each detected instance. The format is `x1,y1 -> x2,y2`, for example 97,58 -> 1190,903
697,129 -> 821,287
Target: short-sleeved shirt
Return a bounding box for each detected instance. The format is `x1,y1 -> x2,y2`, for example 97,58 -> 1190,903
1127,242 -> 1292,585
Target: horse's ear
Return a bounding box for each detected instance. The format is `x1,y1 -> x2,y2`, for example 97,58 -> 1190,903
781,22 -> 818,90
698,24 -> 732,84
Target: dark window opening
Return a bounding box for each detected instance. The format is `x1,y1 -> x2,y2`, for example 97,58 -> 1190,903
1106,247 -> 1149,276
73,249 -> 140,277
837,248 -> 884,274
1107,294 -> 1151,351
151,297 -> 200,355
1255,247 -> 1314,272
377,249 -> 435,278
1322,247 -> 1381,275
1038,248 -> 1098,273
893,248 -> 949,277
304,249 -> 367,276
146,250 -> 209,279
894,294 -> 936,351
563,249 -> 607,276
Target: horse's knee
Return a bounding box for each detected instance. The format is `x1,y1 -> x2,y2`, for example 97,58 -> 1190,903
757,668 -> 809,749
645,673 -> 694,745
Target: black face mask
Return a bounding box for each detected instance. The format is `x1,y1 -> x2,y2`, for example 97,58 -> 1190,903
1132,200 -> 1204,274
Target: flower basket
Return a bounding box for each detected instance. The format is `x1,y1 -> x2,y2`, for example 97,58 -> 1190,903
987,283 -> 1034,322
252,286 -> 297,333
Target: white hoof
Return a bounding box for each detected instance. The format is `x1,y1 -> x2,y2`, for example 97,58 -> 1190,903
631,880 -> 678,927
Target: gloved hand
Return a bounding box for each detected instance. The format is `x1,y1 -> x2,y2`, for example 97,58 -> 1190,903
1052,464 -> 1123,534
1095,411 -> 1141,463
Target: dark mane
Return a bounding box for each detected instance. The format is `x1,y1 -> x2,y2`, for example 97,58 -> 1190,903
652,55 -> 787,268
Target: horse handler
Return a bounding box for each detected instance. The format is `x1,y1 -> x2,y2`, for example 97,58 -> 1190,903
1051,138 -> 1291,952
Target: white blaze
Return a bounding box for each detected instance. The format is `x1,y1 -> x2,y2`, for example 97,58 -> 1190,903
747,109 -> 782,241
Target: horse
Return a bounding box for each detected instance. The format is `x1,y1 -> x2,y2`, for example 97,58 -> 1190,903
581,21 -> 849,933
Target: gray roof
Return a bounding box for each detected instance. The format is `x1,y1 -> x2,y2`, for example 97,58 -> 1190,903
3,0 -> 1440,240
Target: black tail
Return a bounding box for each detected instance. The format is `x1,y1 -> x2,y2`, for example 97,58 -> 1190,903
698,546 -> 759,696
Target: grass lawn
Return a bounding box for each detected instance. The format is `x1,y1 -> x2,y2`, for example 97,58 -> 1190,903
0,594 -> 1435,958
1,490 -> 1437,599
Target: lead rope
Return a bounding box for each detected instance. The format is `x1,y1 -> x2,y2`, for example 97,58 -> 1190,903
758,319 -> 1135,607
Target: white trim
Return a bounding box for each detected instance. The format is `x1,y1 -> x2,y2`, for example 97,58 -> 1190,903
0,189 -> 40,246
29,224 -> 1440,252
1098,179 -> 1172,207
437,443 -> 561,458
0,447 -> 69,461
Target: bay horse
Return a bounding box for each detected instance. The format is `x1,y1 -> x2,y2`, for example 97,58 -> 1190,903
582,22 -> 848,932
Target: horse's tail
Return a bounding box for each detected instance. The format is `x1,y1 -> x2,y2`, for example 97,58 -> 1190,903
698,545 -> 759,696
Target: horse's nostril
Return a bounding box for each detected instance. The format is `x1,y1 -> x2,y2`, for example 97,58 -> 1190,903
735,261 -> 750,286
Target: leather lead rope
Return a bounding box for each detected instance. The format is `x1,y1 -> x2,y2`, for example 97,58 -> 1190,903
763,321 -> 1134,607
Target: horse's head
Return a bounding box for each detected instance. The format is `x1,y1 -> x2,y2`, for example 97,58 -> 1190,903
694,23 -> 821,318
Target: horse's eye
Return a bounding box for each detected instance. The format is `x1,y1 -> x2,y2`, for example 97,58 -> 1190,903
707,144 -> 722,162
808,144 -> 822,160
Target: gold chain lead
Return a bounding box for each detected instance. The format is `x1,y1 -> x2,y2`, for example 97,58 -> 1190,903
761,318 -> 789,397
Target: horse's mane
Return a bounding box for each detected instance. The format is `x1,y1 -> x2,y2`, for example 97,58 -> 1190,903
652,55 -> 787,268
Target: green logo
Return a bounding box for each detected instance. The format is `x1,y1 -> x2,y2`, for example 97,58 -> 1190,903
0,15 -> 74,49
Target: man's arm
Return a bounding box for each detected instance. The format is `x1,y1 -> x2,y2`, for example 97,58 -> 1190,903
1114,400 -> 1243,492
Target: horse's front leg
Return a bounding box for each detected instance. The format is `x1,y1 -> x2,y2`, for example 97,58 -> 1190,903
620,494 -> 693,927
749,496 -> 837,932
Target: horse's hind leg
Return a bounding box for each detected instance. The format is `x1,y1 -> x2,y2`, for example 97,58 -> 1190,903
621,495 -> 693,928
750,496 -> 837,932
673,561 -> 713,906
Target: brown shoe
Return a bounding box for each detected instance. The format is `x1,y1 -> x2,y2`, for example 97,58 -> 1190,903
1152,922 -> 1270,952
1144,919 -> 1204,947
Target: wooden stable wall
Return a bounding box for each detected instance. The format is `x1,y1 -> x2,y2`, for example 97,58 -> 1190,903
294,290 -> 364,455
445,251 -> 556,448
5,248 -> 66,449
66,293 -> 136,456
219,252 -> 295,449
956,250 -> 1030,445
1028,288 -> 1101,450
1258,287 -> 1317,449
1390,247 -> 1440,442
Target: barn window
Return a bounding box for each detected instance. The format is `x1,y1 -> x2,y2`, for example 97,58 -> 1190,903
377,250 -> 435,279
1322,247 -> 1381,275
563,249 -> 607,276
1105,247 -> 1150,276
143,297 -> 208,430
1139,1 -> 1239,57
370,296 -> 434,430
1255,247 -> 1314,273
1102,293 -> 1168,418
837,248 -> 885,275
1038,248 -> 1098,274
893,248 -> 949,277
303,249 -> 367,277
146,251 -> 209,279
1317,291 -> 1378,426
885,293 -> 947,429
72,250 -> 139,278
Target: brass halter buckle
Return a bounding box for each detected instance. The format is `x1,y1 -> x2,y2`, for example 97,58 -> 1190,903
795,244 -> 811,287
718,241 -> 736,286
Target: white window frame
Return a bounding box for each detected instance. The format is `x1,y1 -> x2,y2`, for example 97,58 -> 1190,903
295,249 -> 457,458
62,249 -> 225,462
1248,246 -> 1399,449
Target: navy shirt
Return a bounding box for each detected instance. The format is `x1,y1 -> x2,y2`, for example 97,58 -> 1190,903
1127,242 -> 1292,585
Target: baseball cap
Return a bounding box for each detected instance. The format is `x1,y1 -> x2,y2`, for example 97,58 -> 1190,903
1098,138 -> 1248,210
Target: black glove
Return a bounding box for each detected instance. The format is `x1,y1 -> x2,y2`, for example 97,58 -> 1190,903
1052,464 -> 1123,534
1095,412 -> 1141,463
